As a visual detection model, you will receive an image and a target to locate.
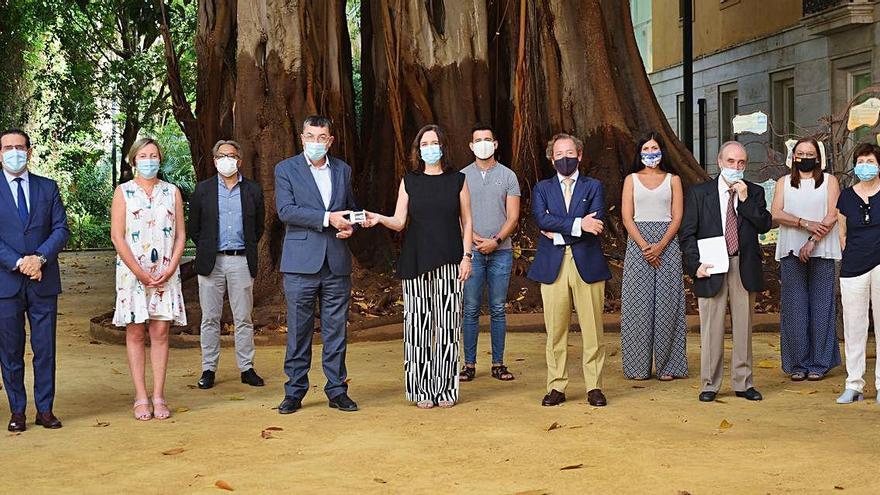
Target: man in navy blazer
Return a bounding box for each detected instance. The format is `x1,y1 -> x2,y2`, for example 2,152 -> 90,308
527,133 -> 611,408
274,115 -> 360,414
0,129 -> 70,432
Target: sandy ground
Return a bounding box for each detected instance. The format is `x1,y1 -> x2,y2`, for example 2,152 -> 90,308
1,251 -> 878,495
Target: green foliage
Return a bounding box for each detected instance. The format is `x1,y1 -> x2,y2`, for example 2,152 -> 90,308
347,0 -> 363,128
151,119 -> 196,199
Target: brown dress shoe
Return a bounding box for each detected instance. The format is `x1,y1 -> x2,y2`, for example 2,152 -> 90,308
35,411 -> 62,429
541,389 -> 566,406
8,413 -> 26,432
587,389 -> 607,407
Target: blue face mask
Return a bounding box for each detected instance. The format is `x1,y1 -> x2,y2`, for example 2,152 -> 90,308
420,144 -> 442,165
720,167 -> 744,183
1,150 -> 28,173
855,162 -> 879,182
640,151 -> 662,168
136,158 -> 161,179
304,142 -> 328,162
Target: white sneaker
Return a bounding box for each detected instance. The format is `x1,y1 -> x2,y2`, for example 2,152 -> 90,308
836,389 -> 864,404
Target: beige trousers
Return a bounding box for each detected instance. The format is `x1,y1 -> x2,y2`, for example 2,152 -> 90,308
697,256 -> 755,392
541,248 -> 606,393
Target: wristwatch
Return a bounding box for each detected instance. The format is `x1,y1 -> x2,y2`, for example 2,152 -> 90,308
463,252 -> 473,260
35,252 -> 47,266
494,236 -> 503,246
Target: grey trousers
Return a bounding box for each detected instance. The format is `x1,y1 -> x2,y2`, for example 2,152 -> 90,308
697,256 -> 755,393
198,254 -> 255,372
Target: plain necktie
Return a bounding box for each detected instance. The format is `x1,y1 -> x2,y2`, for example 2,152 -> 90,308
14,177 -> 28,225
563,178 -> 575,211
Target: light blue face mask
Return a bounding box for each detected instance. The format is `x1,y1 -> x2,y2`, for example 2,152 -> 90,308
136,158 -> 161,179
1,150 -> 28,173
420,144 -> 442,165
855,162 -> 879,182
720,167 -> 744,183
304,142 -> 327,162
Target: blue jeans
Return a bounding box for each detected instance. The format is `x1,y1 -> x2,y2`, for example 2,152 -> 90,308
462,249 -> 513,365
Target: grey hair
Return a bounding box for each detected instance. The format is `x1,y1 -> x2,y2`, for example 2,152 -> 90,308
302,115 -> 333,134
212,140 -> 242,157
545,133 -> 584,160
717,140 -> 747,161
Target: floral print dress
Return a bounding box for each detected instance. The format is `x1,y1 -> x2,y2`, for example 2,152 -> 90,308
112,180 -> 187,327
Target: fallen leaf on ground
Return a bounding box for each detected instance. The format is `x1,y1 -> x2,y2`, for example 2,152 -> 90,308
568,425 -> 583,430
162,448 -> 185,455
546,422 -> 563,431
175,407 -> 190,413
93,420 -> 110,427
515,491 -> 549,495
228,395 -> 245,401
514,358 -> 525,362
631,385 -> 645,389
373,478 -> 387,484
260,430 -> 275,439
719,419 -> 733,430
560,464 -> 584,471
264,426 -> 283,431
834,486 -> 844,490
110,368 -> 122,375
215,480 -> 234,491
756,360 -> 779,369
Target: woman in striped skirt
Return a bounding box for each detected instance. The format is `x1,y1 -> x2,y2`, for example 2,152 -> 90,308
364,124 -> 473,409
619,132 -> 688,381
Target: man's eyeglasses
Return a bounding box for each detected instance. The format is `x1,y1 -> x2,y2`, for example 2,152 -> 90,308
215,154 -> 240,160
303,134 -> 331,144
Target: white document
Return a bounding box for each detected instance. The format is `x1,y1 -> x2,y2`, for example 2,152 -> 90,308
697,236 -> 729,275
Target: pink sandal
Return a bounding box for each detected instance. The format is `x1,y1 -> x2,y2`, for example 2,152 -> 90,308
152,397 -> 171,420
133,399 -> 152,421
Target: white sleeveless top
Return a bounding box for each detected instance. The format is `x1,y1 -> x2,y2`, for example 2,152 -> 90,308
632,173 -> 673,222
775,173 -> 841,261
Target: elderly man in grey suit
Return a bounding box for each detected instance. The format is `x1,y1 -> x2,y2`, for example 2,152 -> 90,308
275,115 -> 360,414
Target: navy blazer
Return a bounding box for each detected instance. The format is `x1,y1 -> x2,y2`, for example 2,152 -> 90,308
0,172 -> 70,298
274,153 -> 357,276
527,174 -> 612,285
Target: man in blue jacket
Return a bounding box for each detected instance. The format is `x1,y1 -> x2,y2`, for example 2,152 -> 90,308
527,133 -> 611,407
0,129 -> 70,431
274,116 -> 360,414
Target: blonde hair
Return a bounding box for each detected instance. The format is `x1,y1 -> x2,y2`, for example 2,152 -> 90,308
545,133 -> 584,160
127,137 -> 164,166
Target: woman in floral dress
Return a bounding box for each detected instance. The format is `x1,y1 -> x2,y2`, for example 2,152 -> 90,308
110,138 -> 187,421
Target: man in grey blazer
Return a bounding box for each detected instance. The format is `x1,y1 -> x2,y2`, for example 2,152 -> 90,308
275,115 -> 360,414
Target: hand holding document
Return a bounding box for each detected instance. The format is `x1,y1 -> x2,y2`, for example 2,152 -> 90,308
697,236 -> 729,275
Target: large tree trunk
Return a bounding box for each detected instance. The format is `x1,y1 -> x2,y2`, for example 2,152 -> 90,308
235,0 -> 358,304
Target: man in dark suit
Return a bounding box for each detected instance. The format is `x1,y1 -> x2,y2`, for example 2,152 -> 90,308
527,133 -> 612,407
274,115 -> 360,414
189,140 -> 266,390
680,141 -> 772,403
0,129 -> 70,431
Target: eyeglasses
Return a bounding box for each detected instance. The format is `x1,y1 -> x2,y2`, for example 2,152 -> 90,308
794,152 -> 817,159
215,153 -> 240,160
1,145 -> 27,151
303,134 -> 331,144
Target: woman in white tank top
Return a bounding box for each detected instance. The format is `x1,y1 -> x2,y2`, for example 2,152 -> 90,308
619,133 -> 688,381
770,137 -> 841,382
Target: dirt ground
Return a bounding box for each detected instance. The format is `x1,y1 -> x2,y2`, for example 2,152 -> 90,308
0,252 -> 877,494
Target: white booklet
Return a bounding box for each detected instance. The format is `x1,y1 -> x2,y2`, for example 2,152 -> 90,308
697,236 -> 730,275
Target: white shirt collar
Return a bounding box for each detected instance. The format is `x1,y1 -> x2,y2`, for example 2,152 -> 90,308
717,175 -> 735,194
4,169 -> 29,185
557,170 -> 579,184
306,154 -> 330,171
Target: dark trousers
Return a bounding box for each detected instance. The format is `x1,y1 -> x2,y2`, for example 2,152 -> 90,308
0,283 -> 58,413
282,261 -> 351,400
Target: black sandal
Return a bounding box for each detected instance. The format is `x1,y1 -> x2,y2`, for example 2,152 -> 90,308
491,365 -> 515,381
459,366 -> 476,382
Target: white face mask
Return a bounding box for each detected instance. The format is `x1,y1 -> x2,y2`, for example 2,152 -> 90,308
472,141 -> 495,160
215,157 -> 239,177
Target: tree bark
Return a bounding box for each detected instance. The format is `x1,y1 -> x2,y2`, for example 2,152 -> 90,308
235,0 -> 358,303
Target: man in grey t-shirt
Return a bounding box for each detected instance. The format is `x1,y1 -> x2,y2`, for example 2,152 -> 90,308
458,124 -> 521,382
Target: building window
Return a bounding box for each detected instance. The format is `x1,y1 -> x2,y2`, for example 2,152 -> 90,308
771,71 -> 796,152
849,67 -> 873,144
676,94 -> 687,142
719,83 -> 739,144
631,0 -> 653,73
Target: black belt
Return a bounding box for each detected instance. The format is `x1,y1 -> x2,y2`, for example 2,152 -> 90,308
218,249 -> 245,256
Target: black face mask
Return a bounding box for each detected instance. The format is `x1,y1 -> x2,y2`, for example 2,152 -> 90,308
554,157 -> 579,177
795,157 -> 818,173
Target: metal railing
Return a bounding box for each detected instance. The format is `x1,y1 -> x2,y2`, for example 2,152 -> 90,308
803,0 -> 855,16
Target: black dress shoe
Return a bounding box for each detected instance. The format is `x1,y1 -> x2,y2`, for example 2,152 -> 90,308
278,396 -> 302,414
35,411 -> 62,429
241,368 -> 265,387
699,391 -> 717,402
8,413 -> 25,432
587,389 -> 607,407
328,393 -> 359,412
735,387 -> 763,401
541,389 -> 566,406
198,370 -> 215,389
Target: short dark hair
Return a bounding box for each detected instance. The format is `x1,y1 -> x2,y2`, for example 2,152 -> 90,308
854,143 -> 880,165
632,131 -> 672,174
790,137 -> 824,189
302,115 -> 333,135
0,129 -> 31,149
471,123 -> 496,141
410,124 -> 453,174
